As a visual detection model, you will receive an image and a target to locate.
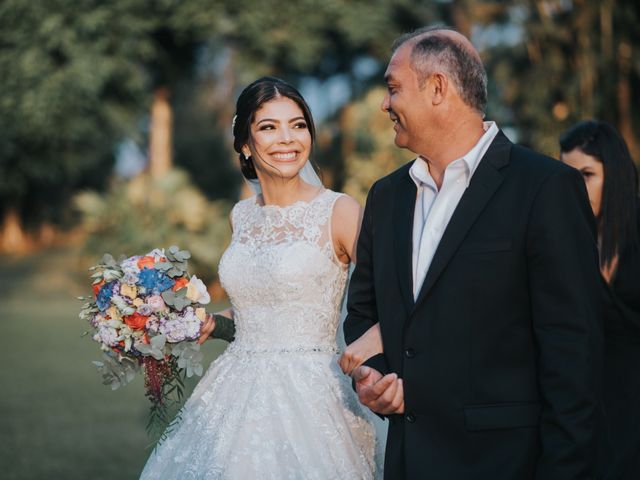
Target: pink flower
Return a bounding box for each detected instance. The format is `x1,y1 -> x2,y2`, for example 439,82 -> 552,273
147,295 -> 167,312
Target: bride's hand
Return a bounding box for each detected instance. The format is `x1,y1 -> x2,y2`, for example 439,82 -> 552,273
339,323 -> 383,376
198,314 -> 216,344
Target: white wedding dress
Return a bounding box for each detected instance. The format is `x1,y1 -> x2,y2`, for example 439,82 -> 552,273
140,189 -> 382,479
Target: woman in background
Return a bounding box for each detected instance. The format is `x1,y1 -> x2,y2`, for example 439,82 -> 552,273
560,120 -> 640,479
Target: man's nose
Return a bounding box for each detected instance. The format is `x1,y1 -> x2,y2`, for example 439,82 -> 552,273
380,94 -> 390,112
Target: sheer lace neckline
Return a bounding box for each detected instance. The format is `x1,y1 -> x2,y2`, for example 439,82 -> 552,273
253,188 -> 327,211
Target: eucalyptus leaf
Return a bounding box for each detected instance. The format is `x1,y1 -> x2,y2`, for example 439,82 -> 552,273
102,253 -> 116,266
150,334 -> 167,350
174,251 -> 191,261
155,262 -> 172,272
161,290 -> 176,306
173,296 -> 191,311
103,270 -> 123,282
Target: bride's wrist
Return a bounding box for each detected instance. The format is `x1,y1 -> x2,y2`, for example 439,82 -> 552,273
210,314 -> 235,343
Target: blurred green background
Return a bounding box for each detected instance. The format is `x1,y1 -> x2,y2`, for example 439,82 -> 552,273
1,1 -> 639,478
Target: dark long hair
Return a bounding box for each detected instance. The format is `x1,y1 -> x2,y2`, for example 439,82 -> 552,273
232,76 -> 316,180
560,120 -> 639,268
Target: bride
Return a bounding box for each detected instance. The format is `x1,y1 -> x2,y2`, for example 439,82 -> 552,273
140,77 -> 384,479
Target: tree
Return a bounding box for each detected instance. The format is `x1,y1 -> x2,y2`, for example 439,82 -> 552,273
0,1 -> 149,250
0,0 -> 234,251
337,87 -> 414,204
479,0 -> 640,158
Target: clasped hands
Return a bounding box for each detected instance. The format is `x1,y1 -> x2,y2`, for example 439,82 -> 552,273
338,324 -> 405,415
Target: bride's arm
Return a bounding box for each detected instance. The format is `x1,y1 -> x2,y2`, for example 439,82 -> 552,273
332,195 -> 363,265
339,323 -> 382,375
332,195 -> 384,375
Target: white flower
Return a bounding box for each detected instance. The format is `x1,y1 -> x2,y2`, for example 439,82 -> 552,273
159,308 -> 201,342
147,248 -> 166,262
146,315 -> 160,333
185,275 -> 210,304
121,257 -> 141,276
94,324 -> 119,347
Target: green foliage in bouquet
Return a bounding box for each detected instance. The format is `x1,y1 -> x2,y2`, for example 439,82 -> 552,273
74,169 -> 232,284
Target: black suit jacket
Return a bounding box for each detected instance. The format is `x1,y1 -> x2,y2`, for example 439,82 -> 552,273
345,132 -> 604,479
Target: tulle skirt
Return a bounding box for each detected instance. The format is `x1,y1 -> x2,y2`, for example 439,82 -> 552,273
140,347 -> 383,479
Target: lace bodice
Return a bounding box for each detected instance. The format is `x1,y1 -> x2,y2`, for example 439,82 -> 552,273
218,189 -> 349,352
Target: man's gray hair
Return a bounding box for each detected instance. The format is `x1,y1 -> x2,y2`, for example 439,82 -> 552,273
393,26 -> 488,115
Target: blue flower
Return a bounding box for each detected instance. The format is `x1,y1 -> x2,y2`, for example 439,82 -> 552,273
96,282 -> 116,311
137,268 -> 175,294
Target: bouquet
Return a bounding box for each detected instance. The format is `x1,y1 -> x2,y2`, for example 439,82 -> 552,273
79,246 -> 210,436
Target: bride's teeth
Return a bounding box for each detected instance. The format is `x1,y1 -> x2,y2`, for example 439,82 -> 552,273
273,152 -> 296,160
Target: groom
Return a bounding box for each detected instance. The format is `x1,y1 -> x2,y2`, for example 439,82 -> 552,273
344,27 -> 604,479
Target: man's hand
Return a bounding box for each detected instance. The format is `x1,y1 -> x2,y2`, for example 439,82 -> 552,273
198,314 -> 216,344
353,365 -> 405,415
338,323 -> 383,375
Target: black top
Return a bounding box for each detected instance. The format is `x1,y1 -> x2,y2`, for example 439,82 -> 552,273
602,200 -> 640,479
605,203 -> 640,342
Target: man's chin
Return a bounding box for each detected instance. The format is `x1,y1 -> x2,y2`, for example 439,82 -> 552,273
393,133 -> 409,149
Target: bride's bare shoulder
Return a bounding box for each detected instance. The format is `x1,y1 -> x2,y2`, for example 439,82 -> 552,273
332,193 -> 362,223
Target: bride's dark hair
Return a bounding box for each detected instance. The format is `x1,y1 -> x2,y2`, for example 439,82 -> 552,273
232,76 -> 317,180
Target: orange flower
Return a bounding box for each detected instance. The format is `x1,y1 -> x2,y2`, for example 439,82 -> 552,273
124,312 -> 149,331
172,277 -> 189,291
137,256 -> 156,269
93,280 -> 106,297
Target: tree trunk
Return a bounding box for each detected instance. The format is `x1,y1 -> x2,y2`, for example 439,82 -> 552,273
451,0 -> 472,39
149,86 -> 173,179
1,206 -> 28,253
617,41 -> 638,160
576,7 -> 594,117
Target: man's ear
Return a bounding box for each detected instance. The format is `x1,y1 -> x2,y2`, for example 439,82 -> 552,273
428,72 -> 448,106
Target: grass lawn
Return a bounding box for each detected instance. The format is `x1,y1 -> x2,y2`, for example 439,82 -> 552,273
0,247 -> 228,480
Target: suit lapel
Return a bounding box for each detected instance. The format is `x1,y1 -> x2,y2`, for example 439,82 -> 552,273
394,169 -> 417,315
412,132 -> 512,311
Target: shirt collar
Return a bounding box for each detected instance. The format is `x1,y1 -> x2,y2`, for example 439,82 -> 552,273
409,121 -> 499,189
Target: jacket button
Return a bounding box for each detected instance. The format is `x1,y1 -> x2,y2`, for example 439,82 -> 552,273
406,413 -> 416,423
405,348 -> 415,358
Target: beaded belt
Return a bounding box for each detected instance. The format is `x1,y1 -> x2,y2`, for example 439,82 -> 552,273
226,345 -> 340,355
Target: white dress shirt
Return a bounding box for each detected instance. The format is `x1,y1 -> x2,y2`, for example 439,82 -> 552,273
409,121 -> 499,299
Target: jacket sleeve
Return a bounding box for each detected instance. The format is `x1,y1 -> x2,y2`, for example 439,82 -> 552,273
344,181 -> 390,376
527,166 -> 604,479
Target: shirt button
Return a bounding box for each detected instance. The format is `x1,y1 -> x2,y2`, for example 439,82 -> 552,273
406,413 -> 416,423
405,348 -> 415,358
